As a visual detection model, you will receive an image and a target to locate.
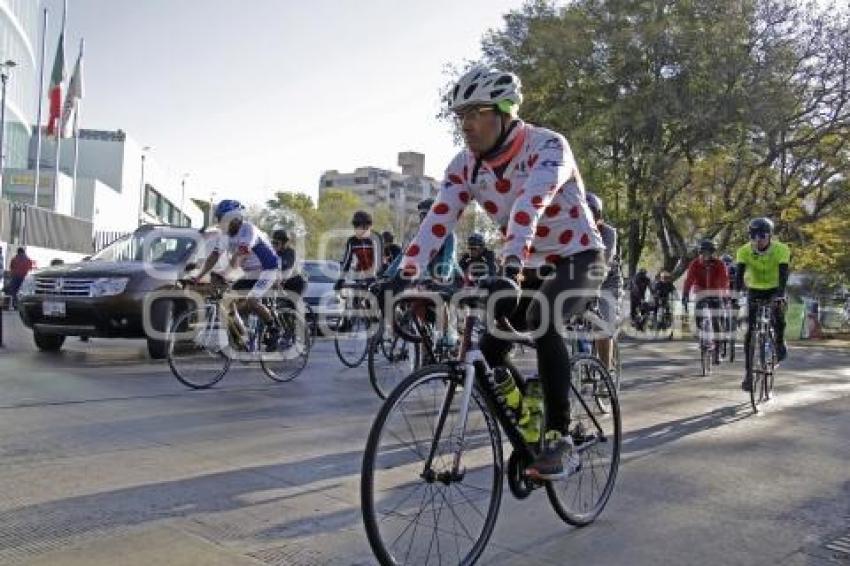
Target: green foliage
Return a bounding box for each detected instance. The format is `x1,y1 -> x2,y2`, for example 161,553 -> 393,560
460,0 -> 849,280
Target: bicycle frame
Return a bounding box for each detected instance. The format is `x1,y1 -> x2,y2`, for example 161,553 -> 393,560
421,309 -> 610,481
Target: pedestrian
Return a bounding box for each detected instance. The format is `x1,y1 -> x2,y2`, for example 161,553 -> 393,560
8,247 -> 34,310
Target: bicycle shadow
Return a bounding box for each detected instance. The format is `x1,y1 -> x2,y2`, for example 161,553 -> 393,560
621,402 -> 752,462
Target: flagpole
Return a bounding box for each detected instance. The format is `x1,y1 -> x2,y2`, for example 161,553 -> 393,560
71,39 -> 83,217
51,0 -> 67,204
33,8 -> 47,206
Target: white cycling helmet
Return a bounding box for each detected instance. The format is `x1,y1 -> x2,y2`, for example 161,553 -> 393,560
449,65 -> 523,113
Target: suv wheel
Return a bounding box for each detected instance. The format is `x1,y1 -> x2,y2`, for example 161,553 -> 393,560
34,330 -> 65,352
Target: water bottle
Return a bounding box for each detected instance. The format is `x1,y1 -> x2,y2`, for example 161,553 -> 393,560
520,378 -> 543,444
492,367 -> 528,427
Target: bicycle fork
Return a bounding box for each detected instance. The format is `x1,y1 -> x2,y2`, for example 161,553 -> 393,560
421,359 -> 478,485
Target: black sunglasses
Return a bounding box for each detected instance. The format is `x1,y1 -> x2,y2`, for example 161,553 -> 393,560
749,231 -> 769,240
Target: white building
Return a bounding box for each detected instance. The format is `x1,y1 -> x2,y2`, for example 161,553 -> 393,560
319,152 -> 439,235
3,128 -> 203,241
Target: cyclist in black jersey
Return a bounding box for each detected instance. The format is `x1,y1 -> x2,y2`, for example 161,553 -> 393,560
335,210 -> 382,290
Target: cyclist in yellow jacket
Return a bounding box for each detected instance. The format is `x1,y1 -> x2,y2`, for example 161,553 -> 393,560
735,217 -> 791,392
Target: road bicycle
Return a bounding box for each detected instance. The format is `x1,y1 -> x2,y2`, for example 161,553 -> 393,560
361,283 -> 621,565
747,298 -> 778,412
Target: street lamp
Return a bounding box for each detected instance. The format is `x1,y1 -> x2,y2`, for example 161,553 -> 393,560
0,59 -> 17,195
138,145 -> 152,226
180,172 -> 189,226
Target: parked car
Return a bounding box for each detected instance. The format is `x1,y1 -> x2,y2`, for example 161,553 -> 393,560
301,260 -> 343,333
17,224 -> 207,358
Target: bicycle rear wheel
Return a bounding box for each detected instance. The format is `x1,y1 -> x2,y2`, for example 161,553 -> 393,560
368,327 -> 420,399
334,315 -> 371,368
261,307 -> 311,383
167,306 -> 231,389
547,355 -> 621,526
361,365 -> 502,566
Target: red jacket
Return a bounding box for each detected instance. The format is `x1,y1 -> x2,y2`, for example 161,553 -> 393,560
683,257 -> 729,298
9,254 -> 34,278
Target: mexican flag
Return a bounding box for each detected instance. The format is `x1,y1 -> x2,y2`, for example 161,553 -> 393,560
46,31 -> 65,137
60,47 -> 83,138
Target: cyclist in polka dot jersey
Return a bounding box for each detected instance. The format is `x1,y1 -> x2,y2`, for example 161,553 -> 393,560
399,66 -> 606,480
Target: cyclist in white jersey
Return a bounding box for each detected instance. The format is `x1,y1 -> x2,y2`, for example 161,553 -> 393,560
194,200 -> 280,349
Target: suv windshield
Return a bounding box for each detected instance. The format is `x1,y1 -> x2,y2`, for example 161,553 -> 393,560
92,232 -> 198,265
303,261 -> 340,283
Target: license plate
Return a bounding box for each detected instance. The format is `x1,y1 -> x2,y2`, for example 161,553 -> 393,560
43,300 -> 66,317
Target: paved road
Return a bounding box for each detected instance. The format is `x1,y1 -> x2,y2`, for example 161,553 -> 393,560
0,310 -> 847,565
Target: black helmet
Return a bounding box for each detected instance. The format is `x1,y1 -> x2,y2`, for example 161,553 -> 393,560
352,210 -> 373,227
748,217 -> 774,237
417,198 -> 435,212
721,254 -> 733,265
468,232 -> 485,247
381,230 -> 394,244
698,239 -> 717,253
272,229 -> 289,243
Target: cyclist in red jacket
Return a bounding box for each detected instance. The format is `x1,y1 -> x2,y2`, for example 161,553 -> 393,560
682,239 -> 729,364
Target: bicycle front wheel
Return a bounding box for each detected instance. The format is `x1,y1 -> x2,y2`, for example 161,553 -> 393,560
547,355 -> 621,527
167,306 -> 231,389
334,315 -> 371,368
361,365 -> 503,566
749,332 -> 766,412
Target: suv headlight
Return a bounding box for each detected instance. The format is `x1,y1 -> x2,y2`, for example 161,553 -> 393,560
90,277 -> 129,297
19,274 -> 36,296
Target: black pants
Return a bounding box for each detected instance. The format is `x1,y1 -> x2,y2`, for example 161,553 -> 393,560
480,250 -> 604,433
744,289 -> 786,372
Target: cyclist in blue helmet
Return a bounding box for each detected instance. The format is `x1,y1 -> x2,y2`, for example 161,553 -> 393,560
194,200 -> 281,350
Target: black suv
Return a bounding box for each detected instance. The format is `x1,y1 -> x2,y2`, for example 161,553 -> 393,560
17,224 -> 209,358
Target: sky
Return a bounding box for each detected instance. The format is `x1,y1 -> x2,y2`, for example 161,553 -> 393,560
40,0 -> 526,206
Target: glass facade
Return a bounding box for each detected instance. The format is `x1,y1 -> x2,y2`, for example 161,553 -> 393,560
0,0 -> 38,170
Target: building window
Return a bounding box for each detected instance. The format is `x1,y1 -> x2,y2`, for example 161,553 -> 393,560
354,177 -> 369,184
145,185 -> 158,215
323,179 -> 334,188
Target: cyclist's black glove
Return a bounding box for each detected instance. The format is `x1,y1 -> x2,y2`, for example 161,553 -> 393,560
333,279 -> 344,292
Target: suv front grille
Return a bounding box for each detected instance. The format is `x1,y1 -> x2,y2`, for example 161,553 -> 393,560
34,277 -> 94,297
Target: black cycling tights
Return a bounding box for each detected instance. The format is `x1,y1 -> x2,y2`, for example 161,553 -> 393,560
481,250 -> 604,434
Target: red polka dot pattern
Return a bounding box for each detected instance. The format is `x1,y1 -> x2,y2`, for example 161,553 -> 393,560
495,179 -> 511,193
580,233 -> 590,246
433,203 -> 450,215
406,244 -> 420,257
570,206 -> 580,218
559,230 -> 574,245
448,174 -> 463,185
545,204 -> 561,218
531,195 -> 544,208
536,225 -> 550,238
458,191 -> 470,204
483,201 -> 499,215
432,224 -> 447,237
514,211 -> 531,226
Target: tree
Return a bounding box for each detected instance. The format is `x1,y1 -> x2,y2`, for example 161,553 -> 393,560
464,0 -> 849,279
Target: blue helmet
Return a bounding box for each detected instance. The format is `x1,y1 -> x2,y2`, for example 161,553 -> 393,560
214,199 -> 244,222
468,232 -> 485,247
